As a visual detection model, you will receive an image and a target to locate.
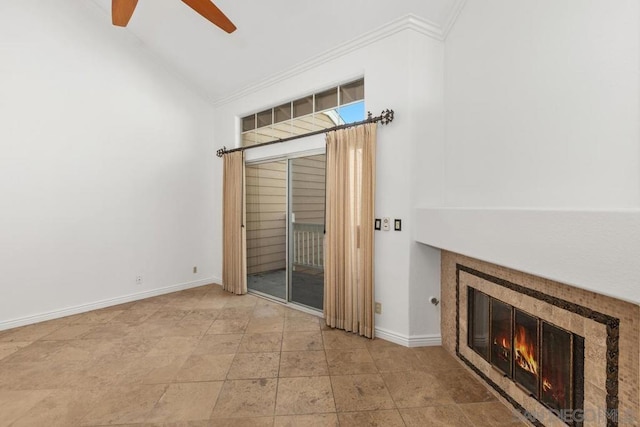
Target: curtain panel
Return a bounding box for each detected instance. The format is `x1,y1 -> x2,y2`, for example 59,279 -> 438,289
222,151 -> 247,295
324,123 -> 376,338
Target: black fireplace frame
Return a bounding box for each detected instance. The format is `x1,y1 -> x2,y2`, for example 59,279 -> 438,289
455,264 -> 620,427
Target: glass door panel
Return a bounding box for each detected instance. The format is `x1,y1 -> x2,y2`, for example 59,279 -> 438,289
288,154 -> 326,310
245,160 -> 287,301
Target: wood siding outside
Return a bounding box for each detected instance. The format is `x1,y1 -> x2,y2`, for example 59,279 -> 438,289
245,154 -> 326,275
246,160 -> 287,275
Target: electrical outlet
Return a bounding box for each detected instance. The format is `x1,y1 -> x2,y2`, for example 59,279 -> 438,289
375,302 -> 382,314
135,276 -> 143,285
193,266 -> 197,274
382,217 -> 391,231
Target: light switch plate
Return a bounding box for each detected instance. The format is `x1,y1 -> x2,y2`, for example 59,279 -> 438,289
394,219 -> 402,231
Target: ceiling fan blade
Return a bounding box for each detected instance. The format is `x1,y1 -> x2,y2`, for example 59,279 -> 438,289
112,0 -> 139,27
181,0 -> 237,33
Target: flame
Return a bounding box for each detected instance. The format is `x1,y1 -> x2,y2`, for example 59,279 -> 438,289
542,378 -> 552,392
502,337 -> 509,349
514,325 -> 538,376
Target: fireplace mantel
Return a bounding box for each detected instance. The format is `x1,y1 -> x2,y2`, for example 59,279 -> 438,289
414,208 -> 640,305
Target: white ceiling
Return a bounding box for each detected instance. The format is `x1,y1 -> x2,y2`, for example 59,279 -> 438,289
91,0 -> 461,102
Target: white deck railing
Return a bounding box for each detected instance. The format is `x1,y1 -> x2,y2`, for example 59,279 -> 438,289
292,222 -> 324,270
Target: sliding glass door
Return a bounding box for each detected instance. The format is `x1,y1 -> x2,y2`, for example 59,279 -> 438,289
246,153 -> 325,311
245,160 -> 287,300
288,154 -> 325,310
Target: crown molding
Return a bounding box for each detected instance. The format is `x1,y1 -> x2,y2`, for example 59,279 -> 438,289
442,0 -> 467,40
211,2 -> 467,108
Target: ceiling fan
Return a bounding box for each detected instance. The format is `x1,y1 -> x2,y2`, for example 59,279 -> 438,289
111,0 -> 236,33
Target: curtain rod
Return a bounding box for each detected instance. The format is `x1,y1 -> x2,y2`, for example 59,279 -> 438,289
216,109 -> 394,157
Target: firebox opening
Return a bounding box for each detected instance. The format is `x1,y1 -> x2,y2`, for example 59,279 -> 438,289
467,287 -> 585,427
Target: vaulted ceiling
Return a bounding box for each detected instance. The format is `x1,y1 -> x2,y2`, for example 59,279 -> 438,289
91,0 -> 462,102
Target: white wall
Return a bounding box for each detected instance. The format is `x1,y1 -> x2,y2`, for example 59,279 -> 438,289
211,25 -> 446,345
443,0 -> 640,208
0,1 -> 218,328
414,1 -> 640,305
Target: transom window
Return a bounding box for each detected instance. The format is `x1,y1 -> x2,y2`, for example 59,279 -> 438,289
241,78 -> 365,147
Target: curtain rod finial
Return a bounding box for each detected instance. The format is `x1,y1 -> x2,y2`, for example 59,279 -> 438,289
217,146 -> 227,158
379,109 -> 394,125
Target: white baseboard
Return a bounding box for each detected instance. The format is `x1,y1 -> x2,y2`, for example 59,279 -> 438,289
375,327 -> 442,347
0,277 -> 221,331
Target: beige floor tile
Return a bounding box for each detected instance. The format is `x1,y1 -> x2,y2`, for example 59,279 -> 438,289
209,416 -> 275,426
275,376 -> 335,415
1,340 -> 66,363
365,337 -> 402,351
40,323 -> 97,340
238,332 -> 282,353
325,348 -> 377,375
246,317 -> 285,333
144,308 -> 191,323
70,309 -> 124,324
413,346 -> 467,371
0,322 -> 63,342
0,288 -> 521,426
400,405 -> 473,426
181,309 -> 221,322
81,355 -> 185,387
223,295 -> 259,308
279,351 -> 328,378
459,401 -> 524,426
79,384 -> 167,425
330,374 -> 395,412
321,329 -> 368,350
338,409 -> 405,426
175,353 -> 235,382
11,388 -> 103,427
283,315 -> 321,332
146,336 -> 200,357
126,320 -> 176,338
193,334 -> 243,355
381,370 -> 455,408
206,318 -> 250,334
146,381 -> 223,423
217,307 -> 254,320
76,357 -> 141,387
282,331 -> 323,351
191,297 -> 231,311
111,307 -> 159,324
432,369 -> 497,404
227,352 -> 280,379
275,413 -> 339,426
0,341 -> 31,362
252,303 -> 287,319
136,355 -> 190,385
164,320 -> 214,337
212,378 -> 277,418
103,336 -> 162,359
369,346 -> 425,372
49,338 -> 118,361
80,322 -> 133,340
0,360 -> 87,390
0,389 -> 52,427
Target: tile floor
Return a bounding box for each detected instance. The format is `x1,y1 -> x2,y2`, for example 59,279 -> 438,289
0,285 -> 528,426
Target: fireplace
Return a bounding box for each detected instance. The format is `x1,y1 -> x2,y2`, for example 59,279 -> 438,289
468,287 -> 585,426
442,254 -> 637,427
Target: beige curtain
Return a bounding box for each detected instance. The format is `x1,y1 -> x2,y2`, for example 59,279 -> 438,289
222,151 -> 247,295
324,123 -> 376,338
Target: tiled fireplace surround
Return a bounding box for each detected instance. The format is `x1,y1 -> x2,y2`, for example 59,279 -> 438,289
441,252 -> 640,427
